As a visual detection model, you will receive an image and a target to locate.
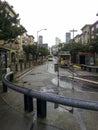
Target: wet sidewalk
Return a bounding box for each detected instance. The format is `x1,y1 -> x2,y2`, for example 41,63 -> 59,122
0,95 -> 33,130
0,63 -> 98,130
0,64 -> 81,130
0,82 -> 80,130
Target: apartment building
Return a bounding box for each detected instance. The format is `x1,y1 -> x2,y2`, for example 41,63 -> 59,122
90,20 -> 98,41
65,32 -> 71,43
81,24 -> 91,44
74,34 -> 81,43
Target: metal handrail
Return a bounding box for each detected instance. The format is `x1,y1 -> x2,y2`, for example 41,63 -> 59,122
2,72 -> 98,111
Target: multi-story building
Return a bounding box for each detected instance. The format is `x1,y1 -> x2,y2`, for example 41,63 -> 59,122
51,45 -> 58,56
74,34 -> 81,43
55,37 -> 61,45
81,24 -> 91,44
3,1 -> 16,17
90,20 -> 98,65
90,20 -> 98,41
65,32 -> 71,43
38,35 -> 43,44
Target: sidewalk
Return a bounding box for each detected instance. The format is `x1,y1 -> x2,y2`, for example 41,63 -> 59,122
0,86 -> 80,130
0,64 -> 98,130
0,65 -> 58,130
0,65 -> 80,130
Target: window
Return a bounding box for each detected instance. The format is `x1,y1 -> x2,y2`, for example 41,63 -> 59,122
91,27 -> 94,32
96,24 -> 98,28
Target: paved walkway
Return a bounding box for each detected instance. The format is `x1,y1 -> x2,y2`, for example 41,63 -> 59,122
0,82 -> 79,130
0,64 -> 98,130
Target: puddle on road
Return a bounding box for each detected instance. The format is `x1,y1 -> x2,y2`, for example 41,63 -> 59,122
52,76 -> 98,92
40,87 -> 56,94
52,77 -> 81,92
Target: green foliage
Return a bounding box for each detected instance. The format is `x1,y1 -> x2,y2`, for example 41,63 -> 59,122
22,44 -> 49,61
0,1 -> 26,41
38,46 -> 49,56
12,79 -> 18,83
19,58 -> 24,63
60,42 -> 95,63
62,42 -> 85,53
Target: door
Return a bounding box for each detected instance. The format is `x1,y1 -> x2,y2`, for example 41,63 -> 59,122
79,55 -> 85,64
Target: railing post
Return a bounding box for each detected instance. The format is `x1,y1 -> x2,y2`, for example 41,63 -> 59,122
24,94 -> 33,112
9,73 -> 14,82
37,99 -> 46,118
2,69 -> 7,92
3,83 -> 7,92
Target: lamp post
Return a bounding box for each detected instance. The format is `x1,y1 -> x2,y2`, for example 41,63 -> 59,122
36,29 -> 47,63
37,29 -> 47,44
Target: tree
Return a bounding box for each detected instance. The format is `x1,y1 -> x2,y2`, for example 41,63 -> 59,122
22,45 -> 30,61
61,42 -> 89,63
38,46 -> 49,56
22,44 -> 49,62
0,1 -> 26,42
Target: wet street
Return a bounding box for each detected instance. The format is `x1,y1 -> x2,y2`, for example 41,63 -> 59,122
1,59 -> 98,130
16,59 -> 98,130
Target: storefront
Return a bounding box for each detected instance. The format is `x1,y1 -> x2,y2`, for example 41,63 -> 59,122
77,52 -> 94,65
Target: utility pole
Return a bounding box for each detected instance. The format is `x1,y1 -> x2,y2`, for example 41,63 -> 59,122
70,28 -> 77,42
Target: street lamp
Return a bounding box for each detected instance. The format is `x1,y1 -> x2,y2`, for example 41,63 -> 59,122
37,29 -> 47,44
36,29 -> 47,63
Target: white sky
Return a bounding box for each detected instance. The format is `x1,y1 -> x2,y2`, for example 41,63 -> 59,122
3,0 -> 98,47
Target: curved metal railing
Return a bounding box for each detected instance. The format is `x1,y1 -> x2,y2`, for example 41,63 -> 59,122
2,71 -> 98,117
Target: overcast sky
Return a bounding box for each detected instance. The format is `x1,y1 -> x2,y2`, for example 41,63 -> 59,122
3,0 -> 98,47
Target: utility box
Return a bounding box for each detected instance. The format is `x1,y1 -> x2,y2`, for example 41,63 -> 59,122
54,64 -> 58,72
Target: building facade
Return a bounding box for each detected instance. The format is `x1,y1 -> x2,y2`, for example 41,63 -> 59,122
55,37 -> 61,45
81,24 -> 91,44
66,32 -> 71,43
90,20 -> 98,41
38,35 -> 43,44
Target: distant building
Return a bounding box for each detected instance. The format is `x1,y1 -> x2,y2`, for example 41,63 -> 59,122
66,32 -> 71,43
40,43 -> 48,49
43,43 -> 48,49
38,35 -> 43,44
55,37 -> 61,45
